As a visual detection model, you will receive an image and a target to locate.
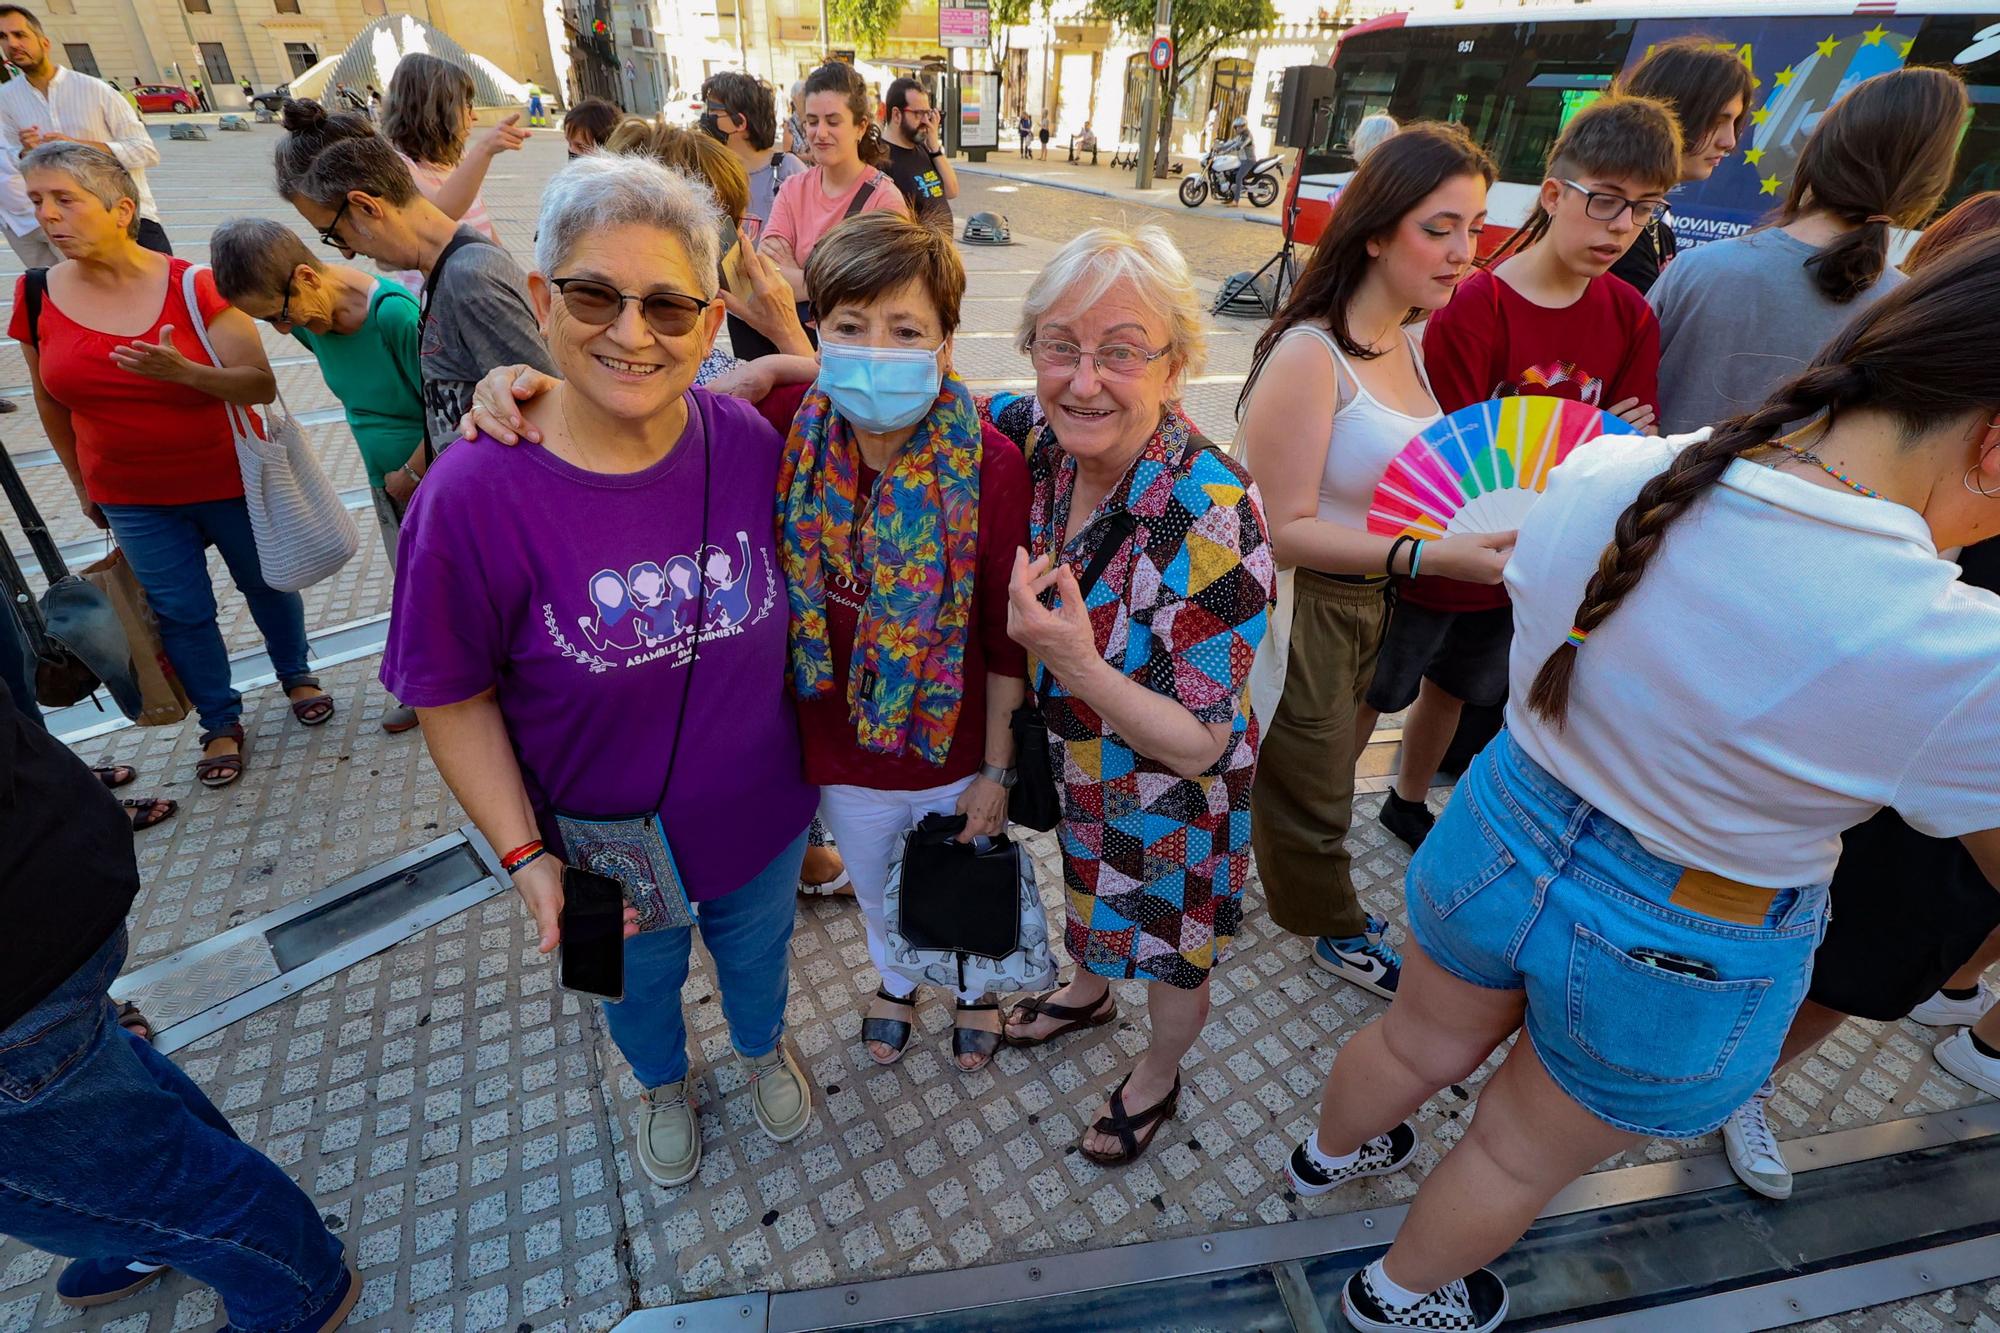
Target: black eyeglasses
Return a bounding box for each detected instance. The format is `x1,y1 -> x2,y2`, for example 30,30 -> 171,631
263,277 -> 294,327
550,277 -> 712,337
1560,180 -> 1670,228
316,196 -> 353,249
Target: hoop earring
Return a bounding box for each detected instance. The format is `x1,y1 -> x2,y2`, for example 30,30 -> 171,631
1968,442 -> 2000,499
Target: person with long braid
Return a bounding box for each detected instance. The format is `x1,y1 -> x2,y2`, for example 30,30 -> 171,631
1287,233 -> 2000,1333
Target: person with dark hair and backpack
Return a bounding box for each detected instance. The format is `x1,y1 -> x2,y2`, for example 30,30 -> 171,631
1607,35 -> 1754,295
275,98 -> 553,456
1650,67 -> 1967,435
1287,230 -> 2000,1333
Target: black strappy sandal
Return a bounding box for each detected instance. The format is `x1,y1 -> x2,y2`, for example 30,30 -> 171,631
1080,1073 -> 1181,1167
861,987 -> 916,1066
951,1000 -> 1002,1072
1001,987 -> 1118,1048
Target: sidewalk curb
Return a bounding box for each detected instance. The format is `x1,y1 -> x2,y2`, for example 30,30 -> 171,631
957,162 -> 1282,228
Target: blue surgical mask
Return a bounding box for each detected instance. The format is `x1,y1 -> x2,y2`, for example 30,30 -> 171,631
817,341 -> 943,433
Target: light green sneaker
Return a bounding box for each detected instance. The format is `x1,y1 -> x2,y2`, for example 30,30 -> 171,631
635,1080 -> 700,1187
745,1043 -> 813,1142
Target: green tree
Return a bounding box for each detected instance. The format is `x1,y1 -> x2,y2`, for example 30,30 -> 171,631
828,0 -> 911,56
1088,0 -> 1277,170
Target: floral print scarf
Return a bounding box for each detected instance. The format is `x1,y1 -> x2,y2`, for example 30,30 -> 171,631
778,374 -> 982,764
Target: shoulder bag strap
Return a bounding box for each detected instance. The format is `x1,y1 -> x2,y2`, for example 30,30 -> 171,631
178,262 -> 258,444
1035,508 -> 1137,698
843,170 -> 889,221
419,231 -> 491,335
21,266 -> 45,350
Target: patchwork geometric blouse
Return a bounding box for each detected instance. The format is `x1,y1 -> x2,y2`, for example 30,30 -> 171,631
1026,408 -> 1275,990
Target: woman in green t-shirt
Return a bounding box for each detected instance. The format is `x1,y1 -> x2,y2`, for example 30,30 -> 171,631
212,216 -> 429,733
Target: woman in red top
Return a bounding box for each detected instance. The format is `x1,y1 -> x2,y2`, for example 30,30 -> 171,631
14,144 -> 333,787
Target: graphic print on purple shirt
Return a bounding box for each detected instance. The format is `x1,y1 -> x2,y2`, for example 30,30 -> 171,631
380,389 -> 815,901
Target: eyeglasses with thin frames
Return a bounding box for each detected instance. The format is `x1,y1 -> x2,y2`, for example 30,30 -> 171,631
550,277 -> 712,337
1559,179 -> 1670,228
264,278 -> 293,328
1027,338 -> 1172,378
316,196 -> 353,249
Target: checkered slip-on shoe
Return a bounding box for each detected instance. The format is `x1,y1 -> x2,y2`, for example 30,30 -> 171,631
1285,1120 -> 1418,1196
1341,1263 -> 1508,1332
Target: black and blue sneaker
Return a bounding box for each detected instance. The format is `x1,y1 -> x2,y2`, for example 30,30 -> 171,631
1314,914 -> 1403,999
56,1256 -> 167,1308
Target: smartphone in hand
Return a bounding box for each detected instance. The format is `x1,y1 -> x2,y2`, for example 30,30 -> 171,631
560,865 -> 627,1001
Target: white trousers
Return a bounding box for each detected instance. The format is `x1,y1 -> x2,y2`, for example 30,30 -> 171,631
818,776 -> 981,1003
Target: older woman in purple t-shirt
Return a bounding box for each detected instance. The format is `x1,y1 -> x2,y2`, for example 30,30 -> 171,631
380,155 -> 818,1192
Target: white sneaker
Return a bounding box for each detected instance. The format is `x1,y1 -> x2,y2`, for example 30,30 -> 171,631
1935,1030 -> 2000,1097
1721,1083 -> 1791,1200
1909,987 -> 1997,1028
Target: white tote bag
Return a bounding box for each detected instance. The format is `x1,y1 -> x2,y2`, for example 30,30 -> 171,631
181,265 -> 358,592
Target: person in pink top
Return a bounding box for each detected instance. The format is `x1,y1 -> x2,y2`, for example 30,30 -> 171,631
377,53 -> 525,291
758,60 -> 905,352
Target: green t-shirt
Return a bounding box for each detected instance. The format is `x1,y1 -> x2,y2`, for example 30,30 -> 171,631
293,279 -> 425,488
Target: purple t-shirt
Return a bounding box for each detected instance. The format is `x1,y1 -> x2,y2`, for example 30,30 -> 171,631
380,389 -> 815,900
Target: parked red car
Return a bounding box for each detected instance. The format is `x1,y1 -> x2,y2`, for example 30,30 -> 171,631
134,85 -> 199,114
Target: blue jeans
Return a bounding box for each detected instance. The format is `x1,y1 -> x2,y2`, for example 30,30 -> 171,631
603,831 -> 807,1088
1405,732 -> 1829,1139
0,930 -> 348,1331
1231,160 -> 1253,199
99,498 -> 311,736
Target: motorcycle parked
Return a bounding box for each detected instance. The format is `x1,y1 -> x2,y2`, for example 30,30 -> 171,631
1178,149 -> 1284,209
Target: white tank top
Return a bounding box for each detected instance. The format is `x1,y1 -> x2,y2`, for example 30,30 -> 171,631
1281,325 -> 1440,531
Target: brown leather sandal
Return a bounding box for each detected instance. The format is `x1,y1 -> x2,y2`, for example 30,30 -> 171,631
286,679 -> 335,727
1079,1073 -> 1180,1166
1001,987 -> 1118,1048
93,765 -> 136,789
116,1000 -> 156,1043
195,725 -> 246,789
122,796 -> 177,830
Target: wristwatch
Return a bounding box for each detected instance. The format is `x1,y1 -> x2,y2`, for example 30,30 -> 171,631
979,762 -> 1018,788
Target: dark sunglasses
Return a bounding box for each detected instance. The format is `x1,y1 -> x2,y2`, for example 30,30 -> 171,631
317,196 -> 353,249
549,277 -> 711,336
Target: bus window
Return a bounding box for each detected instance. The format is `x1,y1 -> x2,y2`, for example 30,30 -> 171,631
1907,13 -> 2000,211
1499,69 -> 1617,179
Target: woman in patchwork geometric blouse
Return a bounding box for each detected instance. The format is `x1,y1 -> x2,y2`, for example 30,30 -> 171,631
1001,225 -> 1276,1168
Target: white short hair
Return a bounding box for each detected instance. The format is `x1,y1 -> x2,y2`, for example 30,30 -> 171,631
534,152 -> 722,299
1354,113 -> 1400,163
1016,225 -> 1207,383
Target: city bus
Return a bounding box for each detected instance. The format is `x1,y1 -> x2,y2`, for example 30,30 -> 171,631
1283,2 -> 2000,256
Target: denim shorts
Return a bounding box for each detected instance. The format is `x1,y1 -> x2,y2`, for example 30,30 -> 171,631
1405,731 -> 1830,1139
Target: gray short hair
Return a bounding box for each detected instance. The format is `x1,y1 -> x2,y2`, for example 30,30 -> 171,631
534,152 -> 722,300
1017,225 -> 1206,383
1354,113 -> 1400,163
22,142 -> 140,238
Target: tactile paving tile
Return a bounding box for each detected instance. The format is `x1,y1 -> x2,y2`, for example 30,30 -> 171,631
1782,1281 -> 2000,1332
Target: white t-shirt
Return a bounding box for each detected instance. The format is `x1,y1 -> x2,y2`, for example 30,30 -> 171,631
1505,431 -> 2000,887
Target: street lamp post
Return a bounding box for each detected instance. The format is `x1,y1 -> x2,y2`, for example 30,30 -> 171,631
1134,0 -> 1171,189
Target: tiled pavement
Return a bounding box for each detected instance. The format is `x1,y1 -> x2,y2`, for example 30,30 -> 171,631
1,127 -> 1994,1331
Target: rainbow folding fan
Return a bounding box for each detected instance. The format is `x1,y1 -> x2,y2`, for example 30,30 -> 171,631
1367,397 -> 1639,540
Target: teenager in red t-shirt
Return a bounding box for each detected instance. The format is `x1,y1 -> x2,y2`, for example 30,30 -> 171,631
13,144 -> 332,792
1367,95 -> 1676,852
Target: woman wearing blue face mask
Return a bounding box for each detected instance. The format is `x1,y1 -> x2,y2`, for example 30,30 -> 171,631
462,212 -> 1030,1071
771,211 -> 1030,1071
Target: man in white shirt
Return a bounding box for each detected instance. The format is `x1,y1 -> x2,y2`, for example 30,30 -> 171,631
0,4 -> 169,255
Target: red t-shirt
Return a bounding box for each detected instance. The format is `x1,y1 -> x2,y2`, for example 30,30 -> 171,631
11,260 -> 256,507
758,382 -> 1031,789
1411,267 -> 1660,611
